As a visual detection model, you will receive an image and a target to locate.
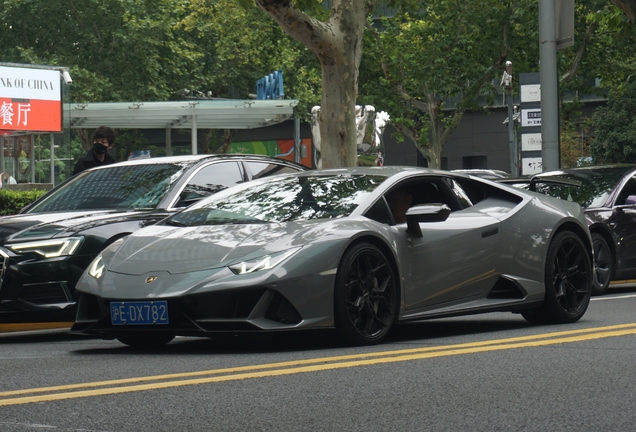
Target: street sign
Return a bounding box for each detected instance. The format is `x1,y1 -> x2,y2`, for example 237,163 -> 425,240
0,66 -> 62,132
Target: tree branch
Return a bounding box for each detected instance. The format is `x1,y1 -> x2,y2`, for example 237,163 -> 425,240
561,21 -> 599,83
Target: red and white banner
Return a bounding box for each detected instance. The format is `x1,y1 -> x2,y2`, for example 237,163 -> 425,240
0,66 -> 62,132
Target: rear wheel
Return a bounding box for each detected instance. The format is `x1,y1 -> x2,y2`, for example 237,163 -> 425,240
591,233 -> 612,296
116,333 -> 175,348
522,231 -> 592,324
334,243 -> 397,345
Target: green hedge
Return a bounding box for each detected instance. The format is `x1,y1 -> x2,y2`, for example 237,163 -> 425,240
0,189 -> 47,216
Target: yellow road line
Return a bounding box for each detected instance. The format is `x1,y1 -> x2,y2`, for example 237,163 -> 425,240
610,279 -> 636,285
0,322 -> 73,333
2,322 -> 635,398
1,323 -> 635,406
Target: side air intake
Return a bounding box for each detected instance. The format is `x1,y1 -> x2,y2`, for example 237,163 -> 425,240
487,276 -> 527,299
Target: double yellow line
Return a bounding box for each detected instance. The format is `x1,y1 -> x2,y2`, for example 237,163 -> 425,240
2,323 -> 636,406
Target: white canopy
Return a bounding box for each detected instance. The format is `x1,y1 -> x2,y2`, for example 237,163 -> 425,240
68,99 -> 298,130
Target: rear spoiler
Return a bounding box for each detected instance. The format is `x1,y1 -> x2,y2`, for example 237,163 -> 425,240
498,176 -> 582,192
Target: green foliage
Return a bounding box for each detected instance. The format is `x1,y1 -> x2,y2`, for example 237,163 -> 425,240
560,101 -> 593,168
0,189 -> 47,216
182,0 -> 322,119
361,0 -> 536,166
590,85 -> 636,163
0,0 -> 321,109
0,0 -> 209,102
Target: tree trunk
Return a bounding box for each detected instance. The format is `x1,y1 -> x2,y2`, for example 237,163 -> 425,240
318,60 -> 359,167
215,129 -> 236,153
255,0 -> 371,168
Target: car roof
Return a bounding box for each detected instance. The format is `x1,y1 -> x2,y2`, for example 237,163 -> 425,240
84,153 -> 307,171
536,164 -> 636,180
291,166 -> 448,177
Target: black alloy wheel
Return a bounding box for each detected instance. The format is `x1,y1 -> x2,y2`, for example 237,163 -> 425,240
334,243 -> 397,345
522,231 -> 592,324
591,233 -> 612,296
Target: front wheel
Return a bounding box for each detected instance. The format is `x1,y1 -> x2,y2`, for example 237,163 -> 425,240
591,233 -> 612,296
334,243 -> 397,345
522,231 -> 592,325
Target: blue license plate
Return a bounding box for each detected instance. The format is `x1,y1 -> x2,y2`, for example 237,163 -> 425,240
110,301 -> 169,325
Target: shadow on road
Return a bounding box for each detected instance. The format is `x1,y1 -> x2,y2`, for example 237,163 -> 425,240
5,286 -> 634,354
68,314 -> 539,356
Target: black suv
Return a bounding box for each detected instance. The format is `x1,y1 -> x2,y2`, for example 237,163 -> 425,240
0,154 -> 306,330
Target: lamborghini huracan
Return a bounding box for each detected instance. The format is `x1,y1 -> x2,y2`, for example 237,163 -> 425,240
71,167 -> 594,346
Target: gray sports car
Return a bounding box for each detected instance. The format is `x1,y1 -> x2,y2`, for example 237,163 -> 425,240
71,167 -> 594,346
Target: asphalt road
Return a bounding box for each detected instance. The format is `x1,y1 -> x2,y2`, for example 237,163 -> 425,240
1,286 -> 635,432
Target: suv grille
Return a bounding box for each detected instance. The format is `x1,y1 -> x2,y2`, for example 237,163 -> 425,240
20,282 -> 73,304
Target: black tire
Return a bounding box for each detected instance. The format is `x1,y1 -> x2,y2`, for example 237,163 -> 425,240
591,233 -> 612,296
116,333 -> 175,348
522,231 -> 592,325
334,243 -> 397,345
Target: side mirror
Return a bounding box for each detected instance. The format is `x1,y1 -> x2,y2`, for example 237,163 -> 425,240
405,204 -> 451,238
624,195 -> 636,205
615,194 -> 636,211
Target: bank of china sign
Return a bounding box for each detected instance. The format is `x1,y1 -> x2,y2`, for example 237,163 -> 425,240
0,66 -> 61,132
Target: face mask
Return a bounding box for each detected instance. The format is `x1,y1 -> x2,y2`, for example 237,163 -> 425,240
93,143 -> 109,155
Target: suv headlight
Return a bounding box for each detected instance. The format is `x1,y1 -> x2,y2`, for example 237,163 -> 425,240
6,237 -> 83,258
228,247 -> 302,275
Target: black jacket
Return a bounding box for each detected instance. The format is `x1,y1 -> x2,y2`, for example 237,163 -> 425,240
73,149 -> 116,175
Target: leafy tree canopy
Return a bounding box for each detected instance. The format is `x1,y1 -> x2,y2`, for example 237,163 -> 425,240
590,85 -> 636,163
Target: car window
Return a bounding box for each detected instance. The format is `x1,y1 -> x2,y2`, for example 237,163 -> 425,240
409,180 -> 458,209
26,163 -> 187,212
382,178 -> 462,226
364,198 -> 393,225
445,178 -> 477,208
615,175 -> 636,205
245,161 -> 300,180
445,178 -> 473,208
179,162 -> 244,204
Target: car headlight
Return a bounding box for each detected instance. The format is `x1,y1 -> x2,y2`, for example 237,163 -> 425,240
88,254 -> 105,279
6,237 -> 83,258
228,247 -> 302,275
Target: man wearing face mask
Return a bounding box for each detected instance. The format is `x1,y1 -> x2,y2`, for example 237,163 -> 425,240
73,126 -> 116,175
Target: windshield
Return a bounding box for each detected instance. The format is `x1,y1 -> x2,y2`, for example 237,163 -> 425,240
167,173 -> 387,226
532,168 -> 630,208
27,163 -> 188,213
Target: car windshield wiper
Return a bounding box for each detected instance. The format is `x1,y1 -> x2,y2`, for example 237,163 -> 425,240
231,219 -> 269,224
163,219 -> 189,227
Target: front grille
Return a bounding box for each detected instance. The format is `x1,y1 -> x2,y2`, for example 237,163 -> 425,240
19,282 -> 73,304
75,288 -> 303,335
0,249 -> 8,288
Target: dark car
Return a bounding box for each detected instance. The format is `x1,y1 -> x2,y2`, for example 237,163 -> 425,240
0,154 -> 306,330
504,165 -> 636,295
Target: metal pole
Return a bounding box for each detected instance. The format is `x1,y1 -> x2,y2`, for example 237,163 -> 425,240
504,62 -> 517,176
191,115 -> 197,155
165,128 -> 172,156
50,133 -> 55,185
0,135 -> 4,177
539,0 -> 560,171
294,118 -> 301,163
30,135 -> 35,183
